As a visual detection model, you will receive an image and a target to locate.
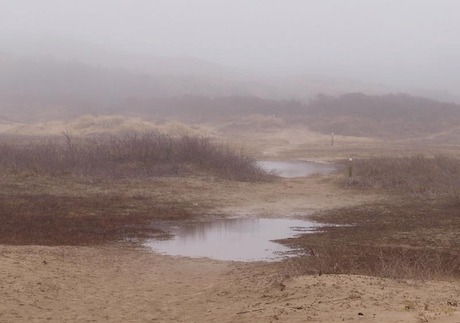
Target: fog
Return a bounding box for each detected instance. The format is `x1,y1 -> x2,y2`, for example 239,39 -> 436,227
1,0 -> 460,101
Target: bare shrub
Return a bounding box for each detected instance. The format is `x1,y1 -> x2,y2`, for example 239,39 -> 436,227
0,133 -> 273,182
282,198 -> 460,281
292,243 -> 460,280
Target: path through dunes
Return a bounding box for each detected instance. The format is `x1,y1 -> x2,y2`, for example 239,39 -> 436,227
1,245 -> 459,323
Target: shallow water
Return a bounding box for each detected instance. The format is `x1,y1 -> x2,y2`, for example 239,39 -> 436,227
146,217 -> 317,262
146,161 -> 332,261
257,160 -> 336,178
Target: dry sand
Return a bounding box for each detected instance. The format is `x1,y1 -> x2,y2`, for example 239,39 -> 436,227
1,245 -> 459,323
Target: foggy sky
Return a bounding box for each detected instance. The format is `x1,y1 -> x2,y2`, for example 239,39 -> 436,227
1,0 -> 460,96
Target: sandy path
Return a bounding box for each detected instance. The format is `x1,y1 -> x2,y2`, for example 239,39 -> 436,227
1,245 -> 459,323
202,175 -> 382,218
0,245 -> 227,323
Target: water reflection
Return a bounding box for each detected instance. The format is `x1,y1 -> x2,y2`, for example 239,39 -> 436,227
146,218 -> 317,262
257,161 -> 336,178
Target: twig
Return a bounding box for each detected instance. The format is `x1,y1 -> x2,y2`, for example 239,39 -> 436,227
236,308 -> 264,315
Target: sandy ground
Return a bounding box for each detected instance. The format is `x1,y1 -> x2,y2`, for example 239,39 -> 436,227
1,175 -> 459,323
210,175 -> 380,217
1,245 -> 459,323
1,119 -> 460,322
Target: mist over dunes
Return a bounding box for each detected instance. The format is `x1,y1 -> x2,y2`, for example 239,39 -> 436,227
1,53 -> 460,140
0,51 -> 396,121
1,52 -> 459,130
2,29 -> 460,131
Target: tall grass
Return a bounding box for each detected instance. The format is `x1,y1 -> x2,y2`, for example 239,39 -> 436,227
0,133 -> 273,182
345,155 -> 460,198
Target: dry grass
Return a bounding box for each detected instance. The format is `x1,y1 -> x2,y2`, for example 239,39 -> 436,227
281,155 -> 460,280
286,241 -> 460,281
0,132 -> 274,182
0,193 -> 187,245
0,173 -> 201,246
345,155 -> 460,198
0,132 -> 275,246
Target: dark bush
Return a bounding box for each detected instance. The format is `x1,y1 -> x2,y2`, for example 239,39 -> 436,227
0,133 -> 274,182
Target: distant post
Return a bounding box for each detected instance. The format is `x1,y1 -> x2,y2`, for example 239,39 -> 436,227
331,132 -> 334,146
348,157 -> 353,178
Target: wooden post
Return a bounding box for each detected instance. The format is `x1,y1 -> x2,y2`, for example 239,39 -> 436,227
331,132 -> 334,146
348,157 -> 353,178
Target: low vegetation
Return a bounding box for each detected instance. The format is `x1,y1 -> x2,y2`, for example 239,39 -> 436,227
0,132 -> 273,182
284,199 -> 460,280
346,155 -> 460,198
0,193 -> 184,245
0,133 -> 273,245
284,155 -> 460,280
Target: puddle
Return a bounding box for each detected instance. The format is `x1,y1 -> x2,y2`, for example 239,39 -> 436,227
145,162 -> 334,261
146,217 -> 317,262
258,160 -> 336,178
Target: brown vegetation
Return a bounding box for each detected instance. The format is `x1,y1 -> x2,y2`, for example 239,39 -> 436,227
0,193 -> 182,245
345,155 -> 460,198
0,133 -> 273,182
0,133 -> 273,246
283,155 -> 460,280
283,199 -> 460,280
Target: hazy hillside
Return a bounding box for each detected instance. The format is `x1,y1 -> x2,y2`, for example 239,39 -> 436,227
301,93 -> 460,138
137,93 -> 460,139
0,54 -> 275,120
1,53 -> 460,139
0,53 -> 397,121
